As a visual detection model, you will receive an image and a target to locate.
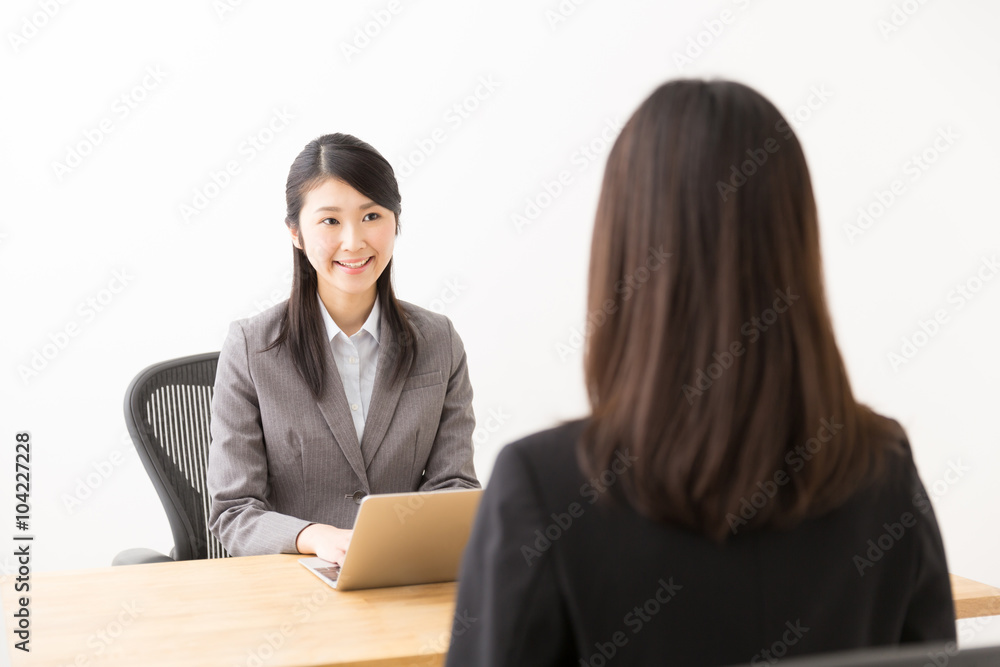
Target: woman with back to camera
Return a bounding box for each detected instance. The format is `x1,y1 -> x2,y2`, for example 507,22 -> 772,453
207,133 -> 480,565
445,80 -> 955,665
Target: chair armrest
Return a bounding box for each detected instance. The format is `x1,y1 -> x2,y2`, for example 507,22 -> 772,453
112,548 -> 175,566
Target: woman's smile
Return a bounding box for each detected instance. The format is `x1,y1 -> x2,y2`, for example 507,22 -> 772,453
335,256 -> 374,273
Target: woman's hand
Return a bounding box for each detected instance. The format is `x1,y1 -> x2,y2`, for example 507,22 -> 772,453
296,523 -> 354,565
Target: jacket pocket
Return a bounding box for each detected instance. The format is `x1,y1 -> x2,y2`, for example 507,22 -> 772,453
402,370 -> 443,391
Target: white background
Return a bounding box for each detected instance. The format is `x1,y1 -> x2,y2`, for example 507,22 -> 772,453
1,0 -> 998,651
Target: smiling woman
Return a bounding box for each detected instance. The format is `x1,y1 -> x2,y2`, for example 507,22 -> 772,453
206,133 -> 481,565
292,178 -> 398,336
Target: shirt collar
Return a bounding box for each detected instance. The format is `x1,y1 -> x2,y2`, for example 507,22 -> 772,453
318,292 -> 381,344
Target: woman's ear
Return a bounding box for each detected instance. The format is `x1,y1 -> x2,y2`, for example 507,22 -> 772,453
288,225 -> 303,250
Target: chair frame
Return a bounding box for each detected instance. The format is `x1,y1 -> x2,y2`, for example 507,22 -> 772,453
121,351 -> 225,562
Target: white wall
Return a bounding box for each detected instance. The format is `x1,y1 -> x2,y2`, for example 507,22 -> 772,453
2,0 -> 997,645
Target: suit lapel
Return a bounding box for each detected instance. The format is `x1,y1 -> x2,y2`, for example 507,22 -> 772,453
315,339 -> 370,492
359,307 -> 409,467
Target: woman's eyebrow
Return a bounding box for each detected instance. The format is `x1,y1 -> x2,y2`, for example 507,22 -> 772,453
313,201 -> 379,213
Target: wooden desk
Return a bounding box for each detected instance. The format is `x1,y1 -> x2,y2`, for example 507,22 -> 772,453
3,556 -> 999,666
2,554 -> 458,667
951,574 -> 1000,620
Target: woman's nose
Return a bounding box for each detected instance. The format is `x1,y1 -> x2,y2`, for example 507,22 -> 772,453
340,222 -> 365,251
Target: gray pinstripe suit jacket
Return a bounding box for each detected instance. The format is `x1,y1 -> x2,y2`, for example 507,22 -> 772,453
207,299 -> 480,557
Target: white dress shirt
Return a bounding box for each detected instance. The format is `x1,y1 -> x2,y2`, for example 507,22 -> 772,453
318,293 -> 381,444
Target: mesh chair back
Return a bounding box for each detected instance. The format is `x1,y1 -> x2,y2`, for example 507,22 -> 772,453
124,352 -> 229,560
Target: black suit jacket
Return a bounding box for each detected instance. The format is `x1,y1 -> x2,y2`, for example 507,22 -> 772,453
446,419 -> 955,666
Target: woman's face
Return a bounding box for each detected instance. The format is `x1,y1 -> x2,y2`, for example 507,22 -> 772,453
291,178 -> 397,307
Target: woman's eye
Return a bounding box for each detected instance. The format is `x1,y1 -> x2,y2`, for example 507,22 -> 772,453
321,217 -> 340,226
363,212 -> 380,222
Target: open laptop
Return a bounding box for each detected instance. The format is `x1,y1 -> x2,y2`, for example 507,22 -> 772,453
299,488 -> 482,591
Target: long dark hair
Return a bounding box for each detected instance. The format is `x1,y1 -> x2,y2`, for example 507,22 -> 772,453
580,79 -> 901,541
266,133 -> 416,398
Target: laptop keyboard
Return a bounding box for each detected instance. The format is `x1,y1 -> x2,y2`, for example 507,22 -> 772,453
316,564 -> 341,581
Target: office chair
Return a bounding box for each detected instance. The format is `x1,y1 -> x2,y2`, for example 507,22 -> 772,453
112,352 -> 230,565
733,641 -> 998,667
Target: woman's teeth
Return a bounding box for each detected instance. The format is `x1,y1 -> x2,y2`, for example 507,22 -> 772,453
336,258 -> 371,268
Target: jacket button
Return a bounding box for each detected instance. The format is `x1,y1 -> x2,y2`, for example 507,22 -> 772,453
352,490 -> 367,504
